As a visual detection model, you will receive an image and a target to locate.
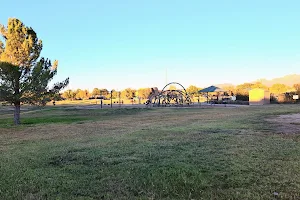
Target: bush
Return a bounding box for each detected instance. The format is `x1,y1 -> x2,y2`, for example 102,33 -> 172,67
236,94 -> 249,101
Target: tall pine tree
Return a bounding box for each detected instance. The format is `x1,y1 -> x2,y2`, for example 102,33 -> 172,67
0,18 -> 69,125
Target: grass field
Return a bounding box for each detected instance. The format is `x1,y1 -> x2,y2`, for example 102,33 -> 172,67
1,105 -> 300,199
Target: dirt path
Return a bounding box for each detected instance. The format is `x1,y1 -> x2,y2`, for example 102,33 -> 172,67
267,113 -> 300,134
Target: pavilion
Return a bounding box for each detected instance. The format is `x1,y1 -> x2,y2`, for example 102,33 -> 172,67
199,86 -> 226,103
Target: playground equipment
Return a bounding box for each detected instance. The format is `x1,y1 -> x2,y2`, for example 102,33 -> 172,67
146,82 -> 192,107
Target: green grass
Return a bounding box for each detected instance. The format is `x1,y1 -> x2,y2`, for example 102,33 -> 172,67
0,107 -> 151,127
1,105 -> 300,199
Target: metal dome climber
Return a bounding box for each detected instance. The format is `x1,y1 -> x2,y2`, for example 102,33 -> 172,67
146,82 -> 192,107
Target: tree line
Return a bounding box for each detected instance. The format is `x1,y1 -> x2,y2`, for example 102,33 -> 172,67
61,88 -> 151,100
61,86 -> 203,100
61,83 -> 300,101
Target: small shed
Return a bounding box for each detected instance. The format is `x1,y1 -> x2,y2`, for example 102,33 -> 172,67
249,88 -> 270,105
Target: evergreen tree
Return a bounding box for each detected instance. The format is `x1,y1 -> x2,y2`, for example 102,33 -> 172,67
0,18 -> 68,124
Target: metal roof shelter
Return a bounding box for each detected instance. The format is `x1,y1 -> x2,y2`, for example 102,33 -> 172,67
199,86 -> 226,103
199,86 -> 225,93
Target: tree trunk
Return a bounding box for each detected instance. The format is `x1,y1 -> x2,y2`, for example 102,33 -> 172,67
14,101 -> 21,125
13,70 -> 21,125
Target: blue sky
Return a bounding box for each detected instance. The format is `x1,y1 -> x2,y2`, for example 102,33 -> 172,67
1,0 -> 300,90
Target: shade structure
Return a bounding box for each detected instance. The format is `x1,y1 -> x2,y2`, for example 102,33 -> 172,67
198,85 -> 226,104
198,86 -> 225,93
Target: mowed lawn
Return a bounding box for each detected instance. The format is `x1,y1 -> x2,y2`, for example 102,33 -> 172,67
1,105 -> 300,199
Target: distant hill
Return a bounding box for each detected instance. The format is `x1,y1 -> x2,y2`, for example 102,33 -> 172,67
255,74 -> 300,87
215,83 -> 235,88
214,74 -> 300,89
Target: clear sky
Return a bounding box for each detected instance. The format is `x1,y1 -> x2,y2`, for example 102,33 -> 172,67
1,0 -> 300,90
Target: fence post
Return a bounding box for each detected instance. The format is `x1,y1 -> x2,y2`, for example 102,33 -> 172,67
111,90 -> 113,108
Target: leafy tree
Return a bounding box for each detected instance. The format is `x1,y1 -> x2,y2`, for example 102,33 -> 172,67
0,40 -> 3,54
0,18 -> 68,124
186,85 -> 199,97
236,83 -> 254,96
235,83 -> 254,101
252,82 -> 268,90
137,88 -> 151,99
223,86 -> 236,96
84,90 -> 90,99
270,83 -> 289,94
91,88 -> 100,98
121,88 -> 136,99
105,91 -> 114,100
75,89 -> 89,100
111,89 -> 119,99
99,89 -> 108,96
74,89 -> 81,99
62,90 -> 76,100
293,83 -> 300,94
